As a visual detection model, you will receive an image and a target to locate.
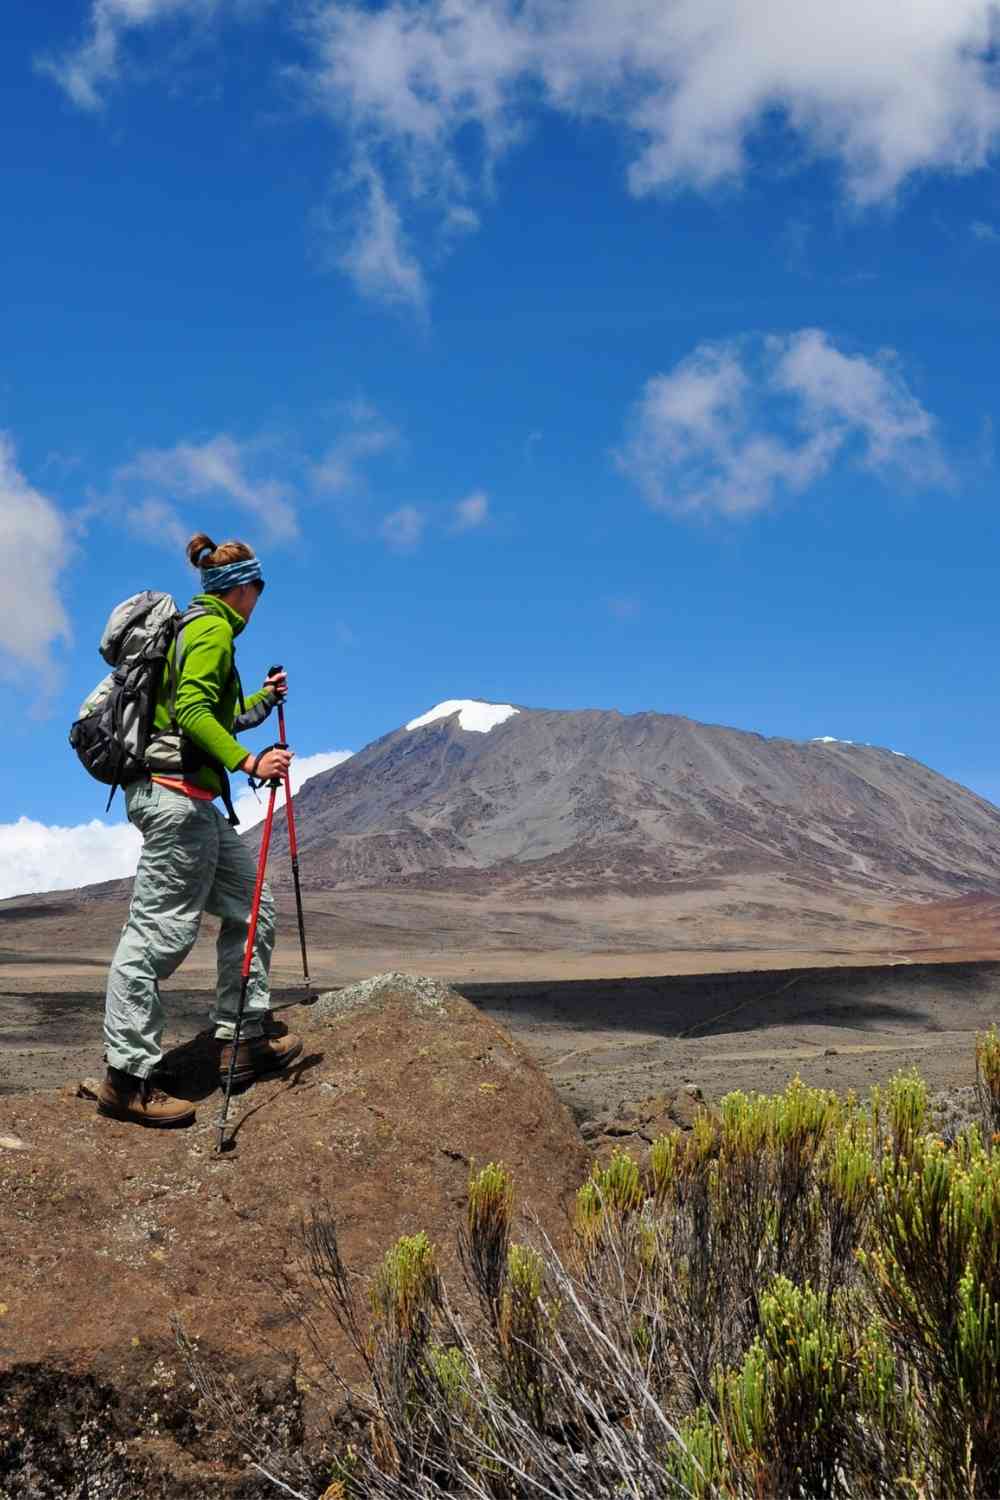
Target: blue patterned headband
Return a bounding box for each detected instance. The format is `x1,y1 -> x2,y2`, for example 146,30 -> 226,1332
198,556 -> 265,594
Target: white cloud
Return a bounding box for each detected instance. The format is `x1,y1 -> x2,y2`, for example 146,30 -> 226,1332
0,750 -> 353,900
770,330 -> 946,483
116,433 -> 299,542
125,496 -> 189,550
334,158 -> 429,313
452,489 -> 489,531
232,747 -> 353,828
43,0 -> 1000,301
380,504 -> 425,550
618,329 -> 948,517
312,398 -> 401,495
0,435 -> 72,688
39,0 -> 220,110
302,0 -> 1000,296
0,816 -> 141,901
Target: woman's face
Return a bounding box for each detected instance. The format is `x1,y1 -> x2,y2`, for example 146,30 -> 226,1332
226,583 -> 263,622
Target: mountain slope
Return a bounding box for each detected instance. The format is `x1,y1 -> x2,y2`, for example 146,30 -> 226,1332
263,701 -> 1000,900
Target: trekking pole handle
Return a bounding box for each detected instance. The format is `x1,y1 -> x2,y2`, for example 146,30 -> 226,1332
267,663 -> 288,739
268,743 -> 288,787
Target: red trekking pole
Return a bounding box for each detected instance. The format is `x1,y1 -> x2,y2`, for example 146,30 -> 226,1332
216,766 -> 282,1154
268,663 -> 311,991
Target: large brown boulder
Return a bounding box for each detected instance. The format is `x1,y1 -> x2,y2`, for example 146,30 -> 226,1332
0,974 -> 588,1497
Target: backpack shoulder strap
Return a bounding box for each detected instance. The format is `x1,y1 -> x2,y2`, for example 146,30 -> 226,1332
163,607 -> 243,828
167,606 -> 212,730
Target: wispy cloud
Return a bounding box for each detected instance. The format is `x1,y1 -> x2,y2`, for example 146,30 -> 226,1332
452,489 -> 489,531
92,408 -> 435,554
380,504 -> 425,550
971,220 -> 1000,243
301,0 -> 1000,301
312,398 -> 401,495
0,435 -> 72,691
44,1 -> 1000,305
38,0 -> 221,111
116,433 -> 299,543
618,330 -> 948,517
333,158 -> 429,314
124,496 -> 190,550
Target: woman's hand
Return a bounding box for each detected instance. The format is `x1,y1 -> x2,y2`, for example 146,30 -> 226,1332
242,746 -> 294,781
264,668 -> 288,701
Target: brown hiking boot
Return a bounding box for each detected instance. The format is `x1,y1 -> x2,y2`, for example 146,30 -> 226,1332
260,1011 -> 288,1039
217,1032 -> 303,1091
97,1067 -> 196,1128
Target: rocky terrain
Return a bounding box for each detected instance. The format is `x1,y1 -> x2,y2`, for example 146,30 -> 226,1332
0,975 -> 588,1497
259,700 -> 1000,902
4,961 -> 1000,1496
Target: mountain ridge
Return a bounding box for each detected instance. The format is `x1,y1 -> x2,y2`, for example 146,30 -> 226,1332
260,700 -> 1000,901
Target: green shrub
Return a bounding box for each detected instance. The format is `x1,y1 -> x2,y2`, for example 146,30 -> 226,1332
183,1053 -> 1000,1500
371,1231 -> 441,1343
461,1162 -> 515,1325
713,1278 -> 857,1495
976,1025 -> 1000,1140
574,1149 -> 644,1243
873,1067 -> 929,1161
497,1244 -> 550,1428
649,1129 -> 679,1208
862,1126 -> 1000,1492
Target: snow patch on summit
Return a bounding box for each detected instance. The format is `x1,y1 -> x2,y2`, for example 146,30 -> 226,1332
406,700 -> 520,734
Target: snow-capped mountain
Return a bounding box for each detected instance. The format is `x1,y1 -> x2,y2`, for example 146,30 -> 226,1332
260,699 -> 1000,899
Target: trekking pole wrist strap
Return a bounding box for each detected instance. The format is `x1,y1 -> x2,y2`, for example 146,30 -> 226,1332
247,742 -> 287,789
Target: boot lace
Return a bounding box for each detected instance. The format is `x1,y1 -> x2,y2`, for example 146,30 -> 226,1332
139,1078 -> 175,1106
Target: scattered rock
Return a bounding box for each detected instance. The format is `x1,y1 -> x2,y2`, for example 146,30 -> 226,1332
0,1135 -> 29,1152
587,1090 -> 707,1170
315,970 -> 453,1021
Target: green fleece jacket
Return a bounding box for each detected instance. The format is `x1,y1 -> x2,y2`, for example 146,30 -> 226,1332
150,594 -> 274,797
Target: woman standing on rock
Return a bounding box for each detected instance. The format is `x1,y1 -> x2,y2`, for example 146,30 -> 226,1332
98,533 -> 303,1128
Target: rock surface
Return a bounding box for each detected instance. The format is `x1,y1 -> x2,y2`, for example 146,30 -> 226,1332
582,1088 -> 706,1169
0,975 -> 588,1497
259,703 -> 1000,900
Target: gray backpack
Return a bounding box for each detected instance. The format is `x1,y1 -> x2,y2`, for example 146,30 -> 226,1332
69,591 -> 208,808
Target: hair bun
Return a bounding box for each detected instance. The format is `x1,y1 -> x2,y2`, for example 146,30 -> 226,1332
186,532 -> 217,568
183,533 -> 256,574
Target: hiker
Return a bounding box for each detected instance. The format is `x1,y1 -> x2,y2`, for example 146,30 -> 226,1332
98,533 -> 303,1127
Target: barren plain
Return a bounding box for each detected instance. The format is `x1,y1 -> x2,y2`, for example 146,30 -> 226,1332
4,881 -> 1000,1118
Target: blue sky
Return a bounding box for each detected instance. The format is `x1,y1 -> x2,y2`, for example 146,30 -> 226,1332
2,0 -> 1000,896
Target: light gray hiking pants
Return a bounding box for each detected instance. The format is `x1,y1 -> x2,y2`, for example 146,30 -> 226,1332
104,779 -> 274,1078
